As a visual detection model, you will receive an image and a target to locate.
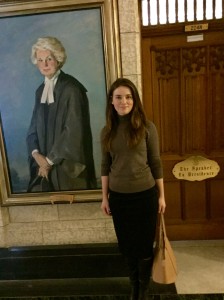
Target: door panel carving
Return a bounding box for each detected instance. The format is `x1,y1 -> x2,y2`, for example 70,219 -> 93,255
142,32 -> 224,239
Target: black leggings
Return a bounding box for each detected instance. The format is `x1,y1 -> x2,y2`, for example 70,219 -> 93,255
109,186 -> 159,259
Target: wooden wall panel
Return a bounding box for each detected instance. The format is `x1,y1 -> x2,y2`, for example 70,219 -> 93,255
210,180 -> 224,219
183,75 -> 207,153
164,181 -> 182,221
210,72 -> 224,152
151,49 -> 181,154
158,78 -> 181,153
184,181 -> 207,220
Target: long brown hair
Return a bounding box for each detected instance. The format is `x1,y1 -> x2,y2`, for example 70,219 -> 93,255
102,78 -> 148,151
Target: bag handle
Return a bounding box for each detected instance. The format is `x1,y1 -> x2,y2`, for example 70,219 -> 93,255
160,213 -> 167,238
156,213 -> 167,246
157,213 -> 167,259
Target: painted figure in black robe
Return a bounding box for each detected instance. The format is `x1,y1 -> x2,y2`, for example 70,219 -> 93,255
27,37 -> 96,192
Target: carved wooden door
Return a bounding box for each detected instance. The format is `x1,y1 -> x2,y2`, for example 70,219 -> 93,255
142,31 -> 224,240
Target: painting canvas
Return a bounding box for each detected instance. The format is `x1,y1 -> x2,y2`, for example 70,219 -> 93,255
0,0 -> 120,205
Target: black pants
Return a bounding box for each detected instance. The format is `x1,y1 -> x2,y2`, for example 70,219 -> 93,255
109,186 -> 158,259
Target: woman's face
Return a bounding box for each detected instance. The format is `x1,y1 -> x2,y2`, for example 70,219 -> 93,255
112,86 -> 134,116
36,49 -> 59,79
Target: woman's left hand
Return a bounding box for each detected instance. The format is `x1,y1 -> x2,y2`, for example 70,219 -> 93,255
158,196 -> 166,213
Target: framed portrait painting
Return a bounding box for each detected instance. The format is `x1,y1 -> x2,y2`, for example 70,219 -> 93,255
0,0 -> 121,205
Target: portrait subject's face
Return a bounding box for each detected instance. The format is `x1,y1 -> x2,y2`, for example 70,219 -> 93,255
112,86 -> 134,116
36,50 -> 59,79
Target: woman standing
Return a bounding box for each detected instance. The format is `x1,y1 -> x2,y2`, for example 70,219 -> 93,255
101,78 -> 166,300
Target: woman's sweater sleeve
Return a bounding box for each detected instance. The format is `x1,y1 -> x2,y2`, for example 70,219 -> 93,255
146,121 -> 163,179
100,129 -> 112,176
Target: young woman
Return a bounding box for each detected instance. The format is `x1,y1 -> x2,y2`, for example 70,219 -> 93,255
101,78 -> 166,300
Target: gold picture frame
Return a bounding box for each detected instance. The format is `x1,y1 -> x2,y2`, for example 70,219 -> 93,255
0,0 -> 121,205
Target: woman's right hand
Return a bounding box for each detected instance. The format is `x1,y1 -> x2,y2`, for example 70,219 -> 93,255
101,197 -> 111,216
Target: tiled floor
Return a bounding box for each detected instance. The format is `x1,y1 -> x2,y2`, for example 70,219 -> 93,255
172,240 -> 224,294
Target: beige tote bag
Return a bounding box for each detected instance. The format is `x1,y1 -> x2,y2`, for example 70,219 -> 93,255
152,213 -> 178,284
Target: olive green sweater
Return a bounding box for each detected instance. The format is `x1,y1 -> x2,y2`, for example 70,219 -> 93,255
101,115 -> 163,193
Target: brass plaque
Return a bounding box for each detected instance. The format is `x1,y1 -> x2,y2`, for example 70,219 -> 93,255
172,156 -> 220,181
185,23 -> 208,32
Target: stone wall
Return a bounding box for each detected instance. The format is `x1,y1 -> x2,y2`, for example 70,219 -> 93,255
0,0 -> 141,247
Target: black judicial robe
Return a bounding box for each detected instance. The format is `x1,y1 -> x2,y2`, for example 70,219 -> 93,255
26,71 -> 96,191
